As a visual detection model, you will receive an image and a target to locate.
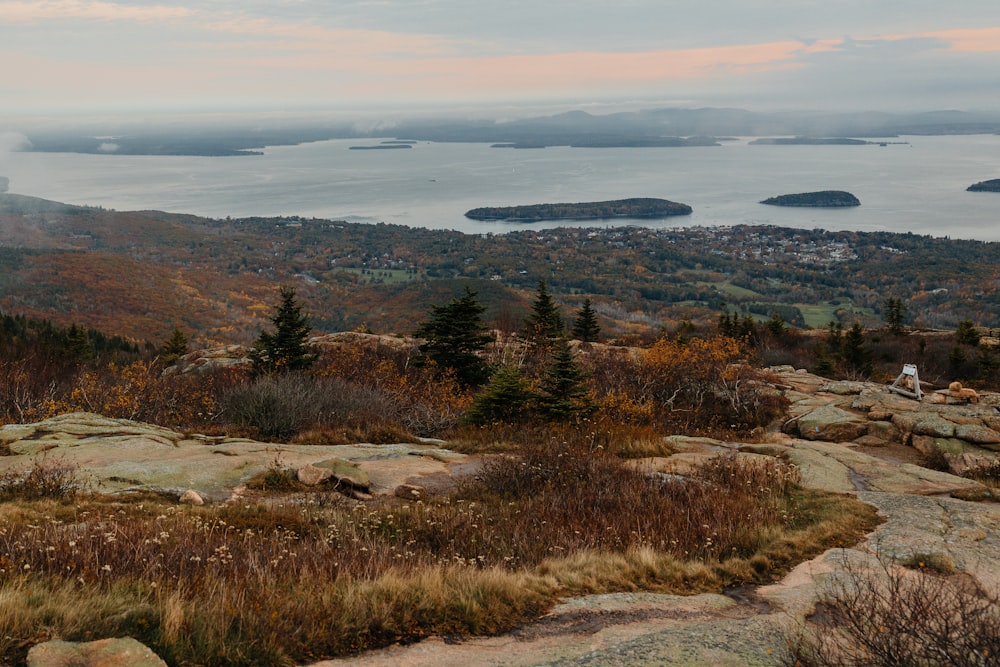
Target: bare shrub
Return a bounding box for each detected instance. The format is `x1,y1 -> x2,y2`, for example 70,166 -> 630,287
221,373 -> 399,439
785,551 -> 1000,666
0,456 -> 79,501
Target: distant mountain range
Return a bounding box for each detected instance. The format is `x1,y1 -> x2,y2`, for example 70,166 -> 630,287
15,108 -> 1000,156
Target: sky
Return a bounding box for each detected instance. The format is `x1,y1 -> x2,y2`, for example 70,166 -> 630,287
3,0 -> 1000,121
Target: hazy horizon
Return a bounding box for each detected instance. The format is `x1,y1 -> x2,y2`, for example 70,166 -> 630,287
2,1 -> 999,123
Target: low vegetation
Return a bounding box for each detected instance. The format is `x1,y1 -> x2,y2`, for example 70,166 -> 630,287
0,446 -> 878,665
1,283 -> 996,664
785,550 -> 1000,666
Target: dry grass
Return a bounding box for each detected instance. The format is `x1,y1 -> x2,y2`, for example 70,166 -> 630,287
0,448 -> 878,665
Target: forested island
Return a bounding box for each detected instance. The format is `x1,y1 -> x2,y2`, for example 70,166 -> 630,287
348,144 -> 412,150
761,191 -> 861,208
750,137 -> 875,146
465,197 -> 693,222
967,179 -> 1000,192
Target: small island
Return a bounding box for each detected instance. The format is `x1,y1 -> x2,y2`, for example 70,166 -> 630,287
967,179 -> 1000,192
465,197 -> 693,222
761,191 -> 861,208
751,137 -> 874,146
348,144 -> 412,150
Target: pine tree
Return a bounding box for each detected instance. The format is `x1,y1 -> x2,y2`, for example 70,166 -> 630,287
883,298 -> 907,336
414,286 -> 495,387
65,324 -> 92,363
571,298 -> 601,343
161,326 -> 189,364
827,321 -> 844,355
537,339 -> 593,421
464,365 -> 535,424
249,286 -> 317,375
766,311 -> 787,339
525,279 -> 564,345
955,319 -> 981,346
842,322 -> 872,375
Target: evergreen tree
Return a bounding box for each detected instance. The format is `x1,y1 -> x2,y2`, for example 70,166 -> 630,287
842,323 -> 872,375
249,286 -> 316,375
827,321 -> 844,355
161,326 -> 189,364
883,298 -> 907,335
65,324 -> 92,363
525,279 -> 564,345
718,311 -> 737,337
955,319 -> 981,346
948,345 -> 968,378
414,286 -> 494,387
571,298 -> 601,342
537,339 -> 593,421
766,311 -> 787,339
464,365 -> 535,424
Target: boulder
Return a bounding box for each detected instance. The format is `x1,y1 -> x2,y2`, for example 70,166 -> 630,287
821,381 -> 868,395
893,413 -> 957,440
394,484 -> 426,500
954,422 -> 1000,446
311,458 -> 370,490
297,464 -> 334,486
27,638 -> 167,667
179,489 -> 204,505
795,405 -> 869,442
909,436 -> 1000,476
911,414 -> 957,439
864,420 -> 900,444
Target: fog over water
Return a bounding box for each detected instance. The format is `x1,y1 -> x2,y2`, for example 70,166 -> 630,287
2,134 -> 999,240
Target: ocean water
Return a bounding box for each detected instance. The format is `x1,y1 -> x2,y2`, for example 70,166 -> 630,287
2,134 -> 999,240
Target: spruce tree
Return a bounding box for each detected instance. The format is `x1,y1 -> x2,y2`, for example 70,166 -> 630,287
842,322 -> 871,376
65,324 -> 93,363
766,311 -> 787,339
414,286 -> 494,387
161,326 -> 189,364
249,286 -> 316,375
955,319 -> 981,346
883,298 -> 907,336
464,365 -> 535,424
525,279 -> 564,345
571,298 -> 601,343
537,339 -> 593,421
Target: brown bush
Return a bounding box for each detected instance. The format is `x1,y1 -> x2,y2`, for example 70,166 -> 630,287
785,551 -> 1000,666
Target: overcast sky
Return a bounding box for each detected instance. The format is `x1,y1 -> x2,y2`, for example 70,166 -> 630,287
3,0 -> 1000,120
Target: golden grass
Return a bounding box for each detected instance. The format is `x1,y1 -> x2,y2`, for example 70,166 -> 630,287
0,450 -> 879,665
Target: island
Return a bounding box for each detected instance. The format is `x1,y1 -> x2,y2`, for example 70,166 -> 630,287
465,197 -> 693,222
761,191 -> 861,208
0,176 -> 7,193
348,144 -> 412,150
750,137 -> 875,146
967,179 -> 1000,192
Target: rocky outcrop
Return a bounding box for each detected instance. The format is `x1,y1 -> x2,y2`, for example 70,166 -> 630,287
793,405 -> 869,442
27,638 -> 167,667
760,191 -> 860,207
0,412 -> 465,502
165,332 -> 418,375
772,369 -> 1000,481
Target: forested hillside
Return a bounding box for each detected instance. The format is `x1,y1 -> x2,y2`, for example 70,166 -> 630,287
2,193 -> 999,347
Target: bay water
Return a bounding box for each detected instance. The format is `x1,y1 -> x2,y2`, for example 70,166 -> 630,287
2,134 -> 999,240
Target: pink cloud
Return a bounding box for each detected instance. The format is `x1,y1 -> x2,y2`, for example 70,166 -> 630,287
853,26 -> 1000,53
0,0 -> 192,22
225,38 -> 834,99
